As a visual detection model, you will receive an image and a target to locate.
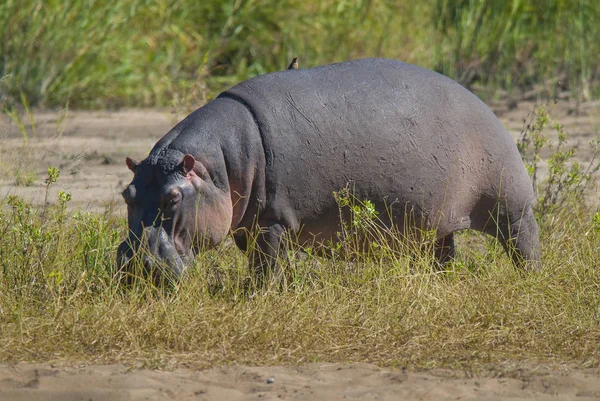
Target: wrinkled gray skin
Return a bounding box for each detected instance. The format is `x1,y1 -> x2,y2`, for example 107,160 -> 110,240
117,58 -> 540,282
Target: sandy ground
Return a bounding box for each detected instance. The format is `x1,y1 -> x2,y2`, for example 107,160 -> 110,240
2,362 -> 600,401
1,100 -> 600,399
0,109 -> 177,214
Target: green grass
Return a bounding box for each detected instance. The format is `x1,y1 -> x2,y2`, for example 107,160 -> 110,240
1,0 -> 598,109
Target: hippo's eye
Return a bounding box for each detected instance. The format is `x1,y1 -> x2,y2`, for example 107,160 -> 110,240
122,186 -> 136,205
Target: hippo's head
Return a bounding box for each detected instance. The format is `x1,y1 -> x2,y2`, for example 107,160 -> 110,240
117,148 -> 233,284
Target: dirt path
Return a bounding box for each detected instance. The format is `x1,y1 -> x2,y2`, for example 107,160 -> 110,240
1,362 -> 600,401
1,100 -> 599,213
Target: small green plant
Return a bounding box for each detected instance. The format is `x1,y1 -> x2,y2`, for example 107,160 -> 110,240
14,168 -> 38,186
58,191 -> 71,209
334,187 -> 379,230
517,105 -> 600,217
41,167 -> 60,225
331,186 -> 439,267
517,105 -> 550,191
333,186 -> 383,259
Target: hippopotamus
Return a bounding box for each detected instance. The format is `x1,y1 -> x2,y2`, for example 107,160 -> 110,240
117,58 -> 540,283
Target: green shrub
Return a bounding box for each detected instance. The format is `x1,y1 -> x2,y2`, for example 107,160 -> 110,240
517,104 -> 600,218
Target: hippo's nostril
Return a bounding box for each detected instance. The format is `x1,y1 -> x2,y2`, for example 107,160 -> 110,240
143,256 -> 152,270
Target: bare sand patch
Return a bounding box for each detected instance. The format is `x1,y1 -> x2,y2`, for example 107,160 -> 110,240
2,362 -> 600,401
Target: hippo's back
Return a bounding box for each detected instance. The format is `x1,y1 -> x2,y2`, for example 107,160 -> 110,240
220,58 -> 531,236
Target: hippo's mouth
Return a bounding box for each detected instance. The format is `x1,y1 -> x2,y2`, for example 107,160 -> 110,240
117,226 -> 191,283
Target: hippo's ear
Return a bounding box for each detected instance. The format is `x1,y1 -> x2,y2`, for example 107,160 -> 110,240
181,154 -> 209,179
125,157 -> 139,173
182,154 -> 195,174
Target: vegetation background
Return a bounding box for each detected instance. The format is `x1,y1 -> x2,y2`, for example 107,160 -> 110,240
1,0 -> 600,369
1,0 -> 599,109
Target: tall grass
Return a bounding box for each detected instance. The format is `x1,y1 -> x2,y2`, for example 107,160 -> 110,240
433,0 -> 600,100
1,0 -> 598,109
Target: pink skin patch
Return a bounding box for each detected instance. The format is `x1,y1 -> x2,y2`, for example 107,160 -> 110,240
175,154 -> 234,253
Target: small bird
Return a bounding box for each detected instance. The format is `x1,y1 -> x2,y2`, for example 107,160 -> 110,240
287,57 -> 299,70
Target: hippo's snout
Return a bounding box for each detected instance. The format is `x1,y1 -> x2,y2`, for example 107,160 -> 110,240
117,226 -> 189,284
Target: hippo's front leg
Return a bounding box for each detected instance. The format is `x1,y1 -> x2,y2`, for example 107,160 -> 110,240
434,233 -> 456,265
251,220 -> 288,284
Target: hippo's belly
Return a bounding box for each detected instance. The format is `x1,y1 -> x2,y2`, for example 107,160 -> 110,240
221,58 -> 529,238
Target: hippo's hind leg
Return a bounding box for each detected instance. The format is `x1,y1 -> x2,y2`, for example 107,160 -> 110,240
434,233 -> 456,265
482,202 -> 541,269
503,206 -> 541,269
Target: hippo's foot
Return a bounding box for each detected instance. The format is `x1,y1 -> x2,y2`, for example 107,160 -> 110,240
248,220 -> 291,289
498,207 -> 541,270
